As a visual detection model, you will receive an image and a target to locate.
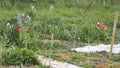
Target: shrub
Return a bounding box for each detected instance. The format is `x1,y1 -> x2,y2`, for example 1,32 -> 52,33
2,47 -> 40,65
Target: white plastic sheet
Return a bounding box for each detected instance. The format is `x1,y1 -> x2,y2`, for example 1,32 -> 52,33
71,43 -> 120,54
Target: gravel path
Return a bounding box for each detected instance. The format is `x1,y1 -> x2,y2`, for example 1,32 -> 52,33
38,55 -> 83,68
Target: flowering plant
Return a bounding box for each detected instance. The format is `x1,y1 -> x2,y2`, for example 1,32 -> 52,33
5,13 -> 32,47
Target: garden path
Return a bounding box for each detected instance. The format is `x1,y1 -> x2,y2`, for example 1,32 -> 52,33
38,55 -> 83,68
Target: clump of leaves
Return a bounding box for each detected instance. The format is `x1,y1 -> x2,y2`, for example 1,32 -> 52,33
89,52 -> 103,57
78,62 -> 93,68
109,55 -> 120,62
72,52 -> 83,59
2,46 -> 40,65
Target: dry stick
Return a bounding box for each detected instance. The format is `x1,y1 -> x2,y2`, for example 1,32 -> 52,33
87,25 -> 90,62
0,46 -> 2,67
49,33 -> 54,67
87,38 -> 90,62
73,21 -> 76,48
44,20 -> 47,39
109,11 -> 119,57
103,0 -> 106,5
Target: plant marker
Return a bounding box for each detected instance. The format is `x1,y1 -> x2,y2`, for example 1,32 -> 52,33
109,11 -> 119,57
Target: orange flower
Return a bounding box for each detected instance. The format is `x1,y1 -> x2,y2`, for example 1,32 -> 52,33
26,30 -> 30,33
16,29 -> 20,33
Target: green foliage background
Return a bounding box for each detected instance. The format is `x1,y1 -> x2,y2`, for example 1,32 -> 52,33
0,0 -> 120,44
0,0 -> 120,67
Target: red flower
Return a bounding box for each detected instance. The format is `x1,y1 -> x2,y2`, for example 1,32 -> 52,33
96,22 -> 108,32
18,26 -> 22,29
26,30 -> 31,33
16,29 -> 20,33
97,22 -> 105,30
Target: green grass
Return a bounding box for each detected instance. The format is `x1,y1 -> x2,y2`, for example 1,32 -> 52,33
1,3 -> 119,43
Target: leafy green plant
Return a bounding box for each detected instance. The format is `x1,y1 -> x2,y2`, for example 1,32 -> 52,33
54,57 -> 70,62
109,55 -> 120,62
78,62 -> 93,68
72,53 -> 83,59
109,64 -> 114,68
2,46 -> 40,65
89,52 -> 103,57
2,13 -> 34,48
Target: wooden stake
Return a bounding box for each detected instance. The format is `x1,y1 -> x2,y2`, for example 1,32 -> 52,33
44,21 -> 47,39
49,33 -> 54,67
109,11 -> 119,57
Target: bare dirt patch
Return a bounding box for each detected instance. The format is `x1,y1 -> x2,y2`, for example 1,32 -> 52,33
42,39 -> 63,45
86,57 -> 120,68
56,53 -> 73,59
0,42 -> 3,45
